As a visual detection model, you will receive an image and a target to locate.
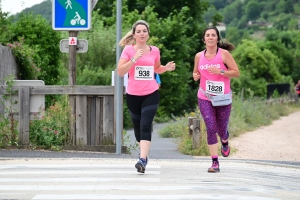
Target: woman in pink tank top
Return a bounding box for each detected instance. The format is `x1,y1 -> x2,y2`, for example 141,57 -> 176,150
192,26 -> 240,173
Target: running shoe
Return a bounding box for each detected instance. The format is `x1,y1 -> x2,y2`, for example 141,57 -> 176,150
221,143 -> 230,157
208,160 -> 220,173
221,131 -> 230,157
137,153 -> 149,165
135,158 -> 147,173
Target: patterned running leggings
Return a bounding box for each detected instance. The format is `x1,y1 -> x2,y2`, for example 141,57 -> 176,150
198,98 -> 231,145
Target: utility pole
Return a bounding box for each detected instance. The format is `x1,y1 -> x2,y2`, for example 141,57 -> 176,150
115,0 -> 123,154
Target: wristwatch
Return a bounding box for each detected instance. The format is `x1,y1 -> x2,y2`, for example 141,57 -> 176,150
130,57 -> 137,63
221,69 -> 225,75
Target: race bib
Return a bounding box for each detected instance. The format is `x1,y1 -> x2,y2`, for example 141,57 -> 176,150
134,66 -> 154,80
206,80 -> 224,95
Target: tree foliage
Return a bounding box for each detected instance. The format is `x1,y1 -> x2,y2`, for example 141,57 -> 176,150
60,13 -> 117,86
245,0 -> 261,21
232,40 -> 289,97
0,13 -> 62,85
265,29 -> 300,82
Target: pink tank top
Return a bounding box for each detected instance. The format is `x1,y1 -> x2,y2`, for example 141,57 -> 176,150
197,48 -> 231,100
120,45 -> 160,96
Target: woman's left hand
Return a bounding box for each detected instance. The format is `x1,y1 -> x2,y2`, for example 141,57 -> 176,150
207,67 -> 221,74
165,61 -> 176,71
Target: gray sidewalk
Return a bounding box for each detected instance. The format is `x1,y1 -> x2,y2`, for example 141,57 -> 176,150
126,123 -> 194,160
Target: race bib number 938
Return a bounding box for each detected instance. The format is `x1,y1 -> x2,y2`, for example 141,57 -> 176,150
134,66 -> 154,80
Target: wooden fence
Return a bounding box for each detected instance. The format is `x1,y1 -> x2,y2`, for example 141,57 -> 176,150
0,85 -> 127,153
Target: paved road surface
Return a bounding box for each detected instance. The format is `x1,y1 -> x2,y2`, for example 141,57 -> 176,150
1,158 -> 299,200
0,123 -> 300,199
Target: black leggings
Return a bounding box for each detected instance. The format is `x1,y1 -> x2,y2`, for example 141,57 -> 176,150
126,90 -> 160,142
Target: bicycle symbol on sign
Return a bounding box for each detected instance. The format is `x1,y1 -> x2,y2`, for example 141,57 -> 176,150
70,12 -> 86,25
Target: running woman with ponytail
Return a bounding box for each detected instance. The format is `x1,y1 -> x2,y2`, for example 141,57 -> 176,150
193,26 -> 240,173
117,20 -> 176,173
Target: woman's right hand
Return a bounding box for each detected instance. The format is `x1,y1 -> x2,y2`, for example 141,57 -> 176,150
134,49 -> 144,61
193,72 -> 200,81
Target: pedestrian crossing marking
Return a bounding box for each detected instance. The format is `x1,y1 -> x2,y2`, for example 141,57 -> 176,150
32,194 -> 280,200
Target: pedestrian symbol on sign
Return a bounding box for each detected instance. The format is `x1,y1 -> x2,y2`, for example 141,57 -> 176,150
65,0 -> 72,9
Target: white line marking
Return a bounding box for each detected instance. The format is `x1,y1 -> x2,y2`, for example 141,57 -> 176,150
0,164 -> 161,169
32,194 -> 280,200
0,178 -> 160,182
0,185 -> 271,193
0,170 -> 160,175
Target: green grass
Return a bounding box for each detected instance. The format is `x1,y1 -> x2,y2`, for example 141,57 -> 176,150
158,95 -> 300,156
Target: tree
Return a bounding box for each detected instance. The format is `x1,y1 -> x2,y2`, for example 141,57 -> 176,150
60,12 -> 116,86
1,13 -> 62,85
272,13 -> 296,31
265,29 -> 300,83
245,0 -> 261,21
232,40 -> 285,97
0,0 -> 10,39
220,0 -> 244,24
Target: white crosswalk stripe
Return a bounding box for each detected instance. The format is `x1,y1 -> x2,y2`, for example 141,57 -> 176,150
0,158 -> 299,200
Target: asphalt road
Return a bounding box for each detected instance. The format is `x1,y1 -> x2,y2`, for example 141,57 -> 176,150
0,123 -> 300,199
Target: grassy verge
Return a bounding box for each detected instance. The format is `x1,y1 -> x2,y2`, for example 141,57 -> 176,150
158,95 -> 300,156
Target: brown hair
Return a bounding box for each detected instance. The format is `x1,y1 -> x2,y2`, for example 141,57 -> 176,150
202,26 -> 235,52
119,20 -> 150,47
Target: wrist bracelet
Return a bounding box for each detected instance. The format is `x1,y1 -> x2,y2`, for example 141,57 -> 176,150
130,57 -> 136,63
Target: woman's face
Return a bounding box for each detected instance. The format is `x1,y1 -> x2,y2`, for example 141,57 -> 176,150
133,24 -> 149,43
203,29 -> 218,47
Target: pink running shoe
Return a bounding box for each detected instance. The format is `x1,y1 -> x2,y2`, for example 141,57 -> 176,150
208,161 -> 220,173
221,144 -> 230,157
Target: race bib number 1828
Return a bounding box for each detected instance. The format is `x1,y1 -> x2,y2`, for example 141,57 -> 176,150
205,80 -> 224,95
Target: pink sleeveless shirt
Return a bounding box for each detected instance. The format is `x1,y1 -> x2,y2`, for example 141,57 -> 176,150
197,48 -> 231,100
120,45 -> 160,96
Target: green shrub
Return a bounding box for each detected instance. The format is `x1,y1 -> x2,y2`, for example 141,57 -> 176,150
29,96 -> 71,151
0,74 -> 18,147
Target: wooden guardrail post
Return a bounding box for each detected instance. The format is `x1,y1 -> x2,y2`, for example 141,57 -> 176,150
188,117 -> 196,135
18,86 -> 30,146
192,119 -> 201,149
188,117 -> 201,149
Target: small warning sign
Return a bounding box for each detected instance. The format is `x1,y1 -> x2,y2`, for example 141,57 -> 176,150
69,37 -> 77,45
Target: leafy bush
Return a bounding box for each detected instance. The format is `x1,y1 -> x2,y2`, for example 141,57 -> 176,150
29,96 -> 71,151
1,13 -> 62,85
0,75 -> 18,147
6,38 -> 41,80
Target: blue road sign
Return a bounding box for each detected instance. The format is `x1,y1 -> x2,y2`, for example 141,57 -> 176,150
52,0 -> 91,30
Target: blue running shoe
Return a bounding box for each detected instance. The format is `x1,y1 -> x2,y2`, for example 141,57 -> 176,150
135,158 -> 147,173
